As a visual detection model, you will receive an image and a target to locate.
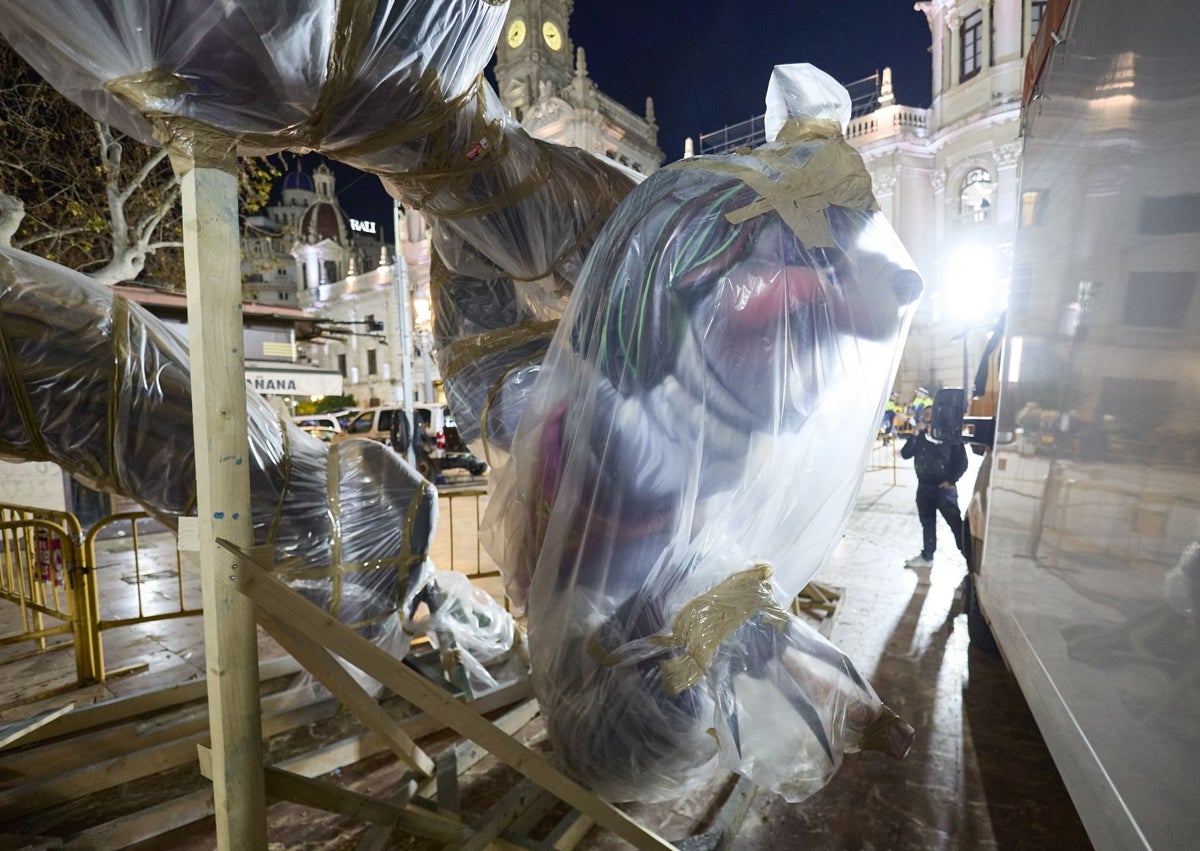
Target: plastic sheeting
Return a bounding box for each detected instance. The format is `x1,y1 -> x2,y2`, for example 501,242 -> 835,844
0,246 -> 517,677
0,0 -> 919,804
484,65 -> 921,801
0,0 -> 633,456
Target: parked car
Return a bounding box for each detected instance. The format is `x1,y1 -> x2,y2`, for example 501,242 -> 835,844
300,425 -> 340,443
290,414 -> 343,433
436,420 -> 488,477
339,404 -> 487,480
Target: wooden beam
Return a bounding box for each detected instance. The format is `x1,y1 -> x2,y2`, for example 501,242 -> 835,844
181,158 -> 266,849
358,698 -> 540,851
452,777 -> 541,851
0,703 -> 73,750
199,745 -> 463,839
220,540 -> 676,851
56,684 -> 531,850
15,656 -> 301,747
257,609 -> 435,777
0,694 -> 334,819
546,812 -> 593,851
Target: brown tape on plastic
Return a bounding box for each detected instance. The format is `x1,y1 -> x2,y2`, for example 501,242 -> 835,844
651,564 -> 790,698
102,0 -> 379,173
106,297 -> 132,494
667,117 -> 877,248
268,415 -> 294,546
440,320 -> 558,382
0,260 -> 51,462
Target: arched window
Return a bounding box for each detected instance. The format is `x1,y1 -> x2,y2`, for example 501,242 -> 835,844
960,168 -> 994,223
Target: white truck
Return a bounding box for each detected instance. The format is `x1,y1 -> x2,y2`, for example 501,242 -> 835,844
962,0 -> 1200,847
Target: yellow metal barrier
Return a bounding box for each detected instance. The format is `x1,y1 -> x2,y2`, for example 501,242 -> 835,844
437,487 -> 500,580
1,488 -> 506,686
0,502 -> 94,683
83,512 -> 200,682
866,434 -> 899,484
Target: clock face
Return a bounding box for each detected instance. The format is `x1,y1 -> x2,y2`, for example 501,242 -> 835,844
506,18 -> 526,48
542,20 -> 563,51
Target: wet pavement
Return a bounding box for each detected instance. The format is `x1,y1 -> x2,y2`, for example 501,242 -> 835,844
0,449 -> 1094,849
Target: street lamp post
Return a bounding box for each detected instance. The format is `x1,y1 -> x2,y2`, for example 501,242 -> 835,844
393,201 -> 416,466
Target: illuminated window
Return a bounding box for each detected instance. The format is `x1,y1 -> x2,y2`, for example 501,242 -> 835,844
1020,190 -> 1046,227
960,168 -> 993,223
961,10 -> 984,81
1031,1 -> 1048,40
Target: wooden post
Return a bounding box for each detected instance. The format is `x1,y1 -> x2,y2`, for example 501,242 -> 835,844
180,158 -> 268,848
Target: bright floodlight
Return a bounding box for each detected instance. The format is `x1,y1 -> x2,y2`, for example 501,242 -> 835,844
944,244 -> 997,325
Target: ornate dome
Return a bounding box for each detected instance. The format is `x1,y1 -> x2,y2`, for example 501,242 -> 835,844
299,200 -> 349,244
283,170 -> 314,192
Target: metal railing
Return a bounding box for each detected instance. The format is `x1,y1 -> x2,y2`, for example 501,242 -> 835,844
83,512 -> 201,681
1,486 -> 505,685
0,503 -> 93,682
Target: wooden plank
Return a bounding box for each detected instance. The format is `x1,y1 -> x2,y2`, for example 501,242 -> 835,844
420,698 -> 541,800
0,695 -> 335,819
258,609 -> 435,777
221,540 -> 675,851
502,788 -> 558,843
435,748 -> 461,814
452,777 -> 541,851
546,811 -> 593,851
16,656 -> 301,747
204,746 -> 467,843
60,789 -> 213,850
0,683 -> 322,785
359,699 -> 539,851
279,679 -> 532,780
182,161 -> 266,850
0,703 -> 73,750
56,685 -> 531,851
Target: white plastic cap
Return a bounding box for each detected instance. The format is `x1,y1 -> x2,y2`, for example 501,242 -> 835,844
764,63 -> 853,141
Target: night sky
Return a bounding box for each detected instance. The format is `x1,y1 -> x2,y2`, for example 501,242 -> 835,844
326,1 -> 933,241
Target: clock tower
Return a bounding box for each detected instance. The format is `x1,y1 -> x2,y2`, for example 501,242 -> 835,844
493,1 -> 665,175
495,0 -> 576,119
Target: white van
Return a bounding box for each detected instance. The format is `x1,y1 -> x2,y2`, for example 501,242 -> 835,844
341,403 -> 448,454
290,414 -> 343,433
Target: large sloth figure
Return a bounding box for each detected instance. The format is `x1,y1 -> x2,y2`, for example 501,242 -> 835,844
485,66 -> 922,802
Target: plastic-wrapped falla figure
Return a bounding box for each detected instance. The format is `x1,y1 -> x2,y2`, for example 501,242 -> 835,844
486,65 -> 922,802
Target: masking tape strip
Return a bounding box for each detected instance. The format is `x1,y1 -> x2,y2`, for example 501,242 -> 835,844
267,415 -> 294,546
107,297 -> 131,495
0,264 -> 50,462
308,0 -> 382,145
400,477 -> 432,598
327,438 -> 344,619
440,320 -> 558,382
667,119 -> 877,248
649,564 -> 791,698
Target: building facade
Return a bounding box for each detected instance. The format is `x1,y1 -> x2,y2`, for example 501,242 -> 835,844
290,3 -> 667,412
698,0 -> 1050,400
494,0 -> 664,174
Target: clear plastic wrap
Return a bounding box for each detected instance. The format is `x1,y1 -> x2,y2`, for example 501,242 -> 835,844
484,65 -> 922,801
0,0 -> 634,454
1,246 -> 456,666
2,0 -> 920,803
